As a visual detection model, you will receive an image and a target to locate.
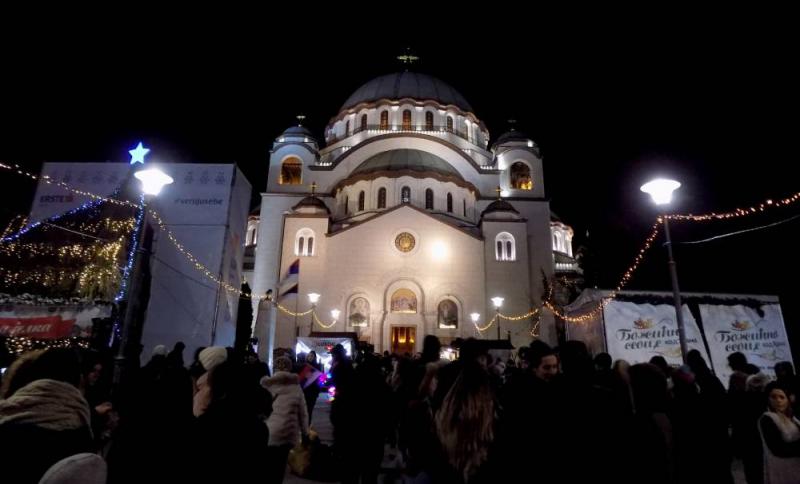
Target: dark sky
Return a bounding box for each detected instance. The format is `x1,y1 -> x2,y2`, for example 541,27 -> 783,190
1,16 -> 797,353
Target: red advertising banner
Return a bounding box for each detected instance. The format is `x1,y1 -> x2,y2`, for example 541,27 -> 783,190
0,316 -> 76,339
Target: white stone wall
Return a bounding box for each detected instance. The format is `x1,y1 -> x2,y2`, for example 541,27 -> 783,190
336,177 -> 477,222
272,205 -> 486,352
326,101 -> 489,149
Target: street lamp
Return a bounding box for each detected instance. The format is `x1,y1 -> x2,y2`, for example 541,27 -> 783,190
470,312 -> 480,336
307,293 -> 320,336
491,297 -> 504,340
641,178 -> 688,363
331,309 -> 340,321
115,144 -> 173,386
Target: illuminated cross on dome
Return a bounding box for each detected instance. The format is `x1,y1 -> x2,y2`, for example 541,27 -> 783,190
128,142 -> 150,165
310,181 -> 317,195
296,114 -> 306,125
495,186 -> 503,200
397,48 -> 419,66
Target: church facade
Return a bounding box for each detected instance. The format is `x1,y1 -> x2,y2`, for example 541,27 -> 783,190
248,71 -> 579,355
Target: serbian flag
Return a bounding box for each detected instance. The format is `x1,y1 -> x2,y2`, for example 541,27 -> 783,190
298,364 -> 323,389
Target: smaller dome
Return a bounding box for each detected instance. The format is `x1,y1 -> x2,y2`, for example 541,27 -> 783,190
281,125 -> 315,139
351,149 -> 462,179
292,196 -> 330,214
482,199 -> 519,216
492,129 -> 531,148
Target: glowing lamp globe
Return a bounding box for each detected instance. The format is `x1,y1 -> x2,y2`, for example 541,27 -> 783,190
134,168 -> 174,196
640,179 -> 681,206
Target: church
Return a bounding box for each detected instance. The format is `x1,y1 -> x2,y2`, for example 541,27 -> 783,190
246,70 -> 581,356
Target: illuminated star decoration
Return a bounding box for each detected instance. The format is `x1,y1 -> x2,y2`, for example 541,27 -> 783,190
128,142 -> 150,165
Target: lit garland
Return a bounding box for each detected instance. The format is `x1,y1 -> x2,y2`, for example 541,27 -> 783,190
4,335 -> 90,356
667,191 -> 800,221
275,302 -> 313,317
147,208 -> 244,296
0,197 -> 108,243
544,219 -> 664,324
0,162 -> 138,209
115,195 -> 145,302
312,311 -> 338,329
1,215 -> 24,240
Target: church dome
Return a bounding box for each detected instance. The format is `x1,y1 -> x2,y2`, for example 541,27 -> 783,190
492,129 -> 531,147
283,125 -> 314,137
351,149 -> 462,179
292,196 -> 330,214
341,72 -> 473,113
482,199 -> 520,216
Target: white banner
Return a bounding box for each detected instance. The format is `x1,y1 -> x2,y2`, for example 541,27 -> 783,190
0,304 -> 112,338
700,304 -> 792,386
28,163 -> 235,226
604,301 -> 710,367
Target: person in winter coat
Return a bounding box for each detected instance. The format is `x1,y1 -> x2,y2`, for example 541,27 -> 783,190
261,355 -> 309,484
758,382 -> 800,484
191,359 -> 271,483
0,348 -> 96,484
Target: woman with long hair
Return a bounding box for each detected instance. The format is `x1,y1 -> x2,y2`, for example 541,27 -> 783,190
758,382 -> 800,483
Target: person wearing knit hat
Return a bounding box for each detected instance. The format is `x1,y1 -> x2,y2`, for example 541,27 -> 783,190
151,345 -> 168,357
199,347 -> 227,372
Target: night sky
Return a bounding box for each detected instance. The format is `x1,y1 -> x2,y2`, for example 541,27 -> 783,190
1,18 -> 797,357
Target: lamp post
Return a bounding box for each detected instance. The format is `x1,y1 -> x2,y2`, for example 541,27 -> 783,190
308,292 -> 320,336
470,312 -> 480,337
491,297 -> 504,340
641,178 -> 688,363
115,144 -> 173,386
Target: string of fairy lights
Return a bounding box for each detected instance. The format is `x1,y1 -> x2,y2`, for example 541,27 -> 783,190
1,159 -> 798,343
0,162 -> 139,209
5,336 -> 90,356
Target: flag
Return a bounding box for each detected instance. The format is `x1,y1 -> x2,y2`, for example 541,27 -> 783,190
279,259 -> 300,296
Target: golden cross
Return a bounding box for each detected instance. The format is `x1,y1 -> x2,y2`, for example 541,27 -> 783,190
495,186 -> 502,200
296,114 -> 306,125
310,181 -> 317,195
397,48 -> 419,66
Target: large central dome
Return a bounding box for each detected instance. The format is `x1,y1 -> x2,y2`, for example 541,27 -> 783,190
341,72 -> 473,113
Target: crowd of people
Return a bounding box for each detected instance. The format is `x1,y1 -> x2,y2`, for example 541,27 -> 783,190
0,336 -> 799,484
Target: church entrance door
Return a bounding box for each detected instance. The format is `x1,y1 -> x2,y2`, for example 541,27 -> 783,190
390,326 -> 416,355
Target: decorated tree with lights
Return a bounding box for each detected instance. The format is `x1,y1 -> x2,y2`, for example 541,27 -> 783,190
0,197 -> 138,301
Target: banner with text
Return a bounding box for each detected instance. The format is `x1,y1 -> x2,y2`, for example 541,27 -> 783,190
604,301 -> 710,366
700,304 -> 792,385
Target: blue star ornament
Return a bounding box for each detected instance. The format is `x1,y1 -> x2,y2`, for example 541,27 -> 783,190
128,142 -> 150,165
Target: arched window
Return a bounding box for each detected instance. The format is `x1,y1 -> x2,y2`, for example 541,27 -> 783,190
554,231 -> 564,253
380,111 -> 389,130
510,162 -> 533,190
344,196 -> 349,215
391,289 -> 417,314
446,193 -> 453,213
495,232 -> 516,261
377,187 -> 387,209
295,228 -> 316,256
401,186 -> 411,203
360,114 -> 367,131
279,157 -> 302,185
345,120 -> 350,136
463,199 -> 467,217
425,189 -> 434,210
552,233 -> 559,250
358,190 -> 365,211
446,116 -> 454,132
437,299 -> 458,329
425,111 -> 434,130
402,110 -> 412,130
